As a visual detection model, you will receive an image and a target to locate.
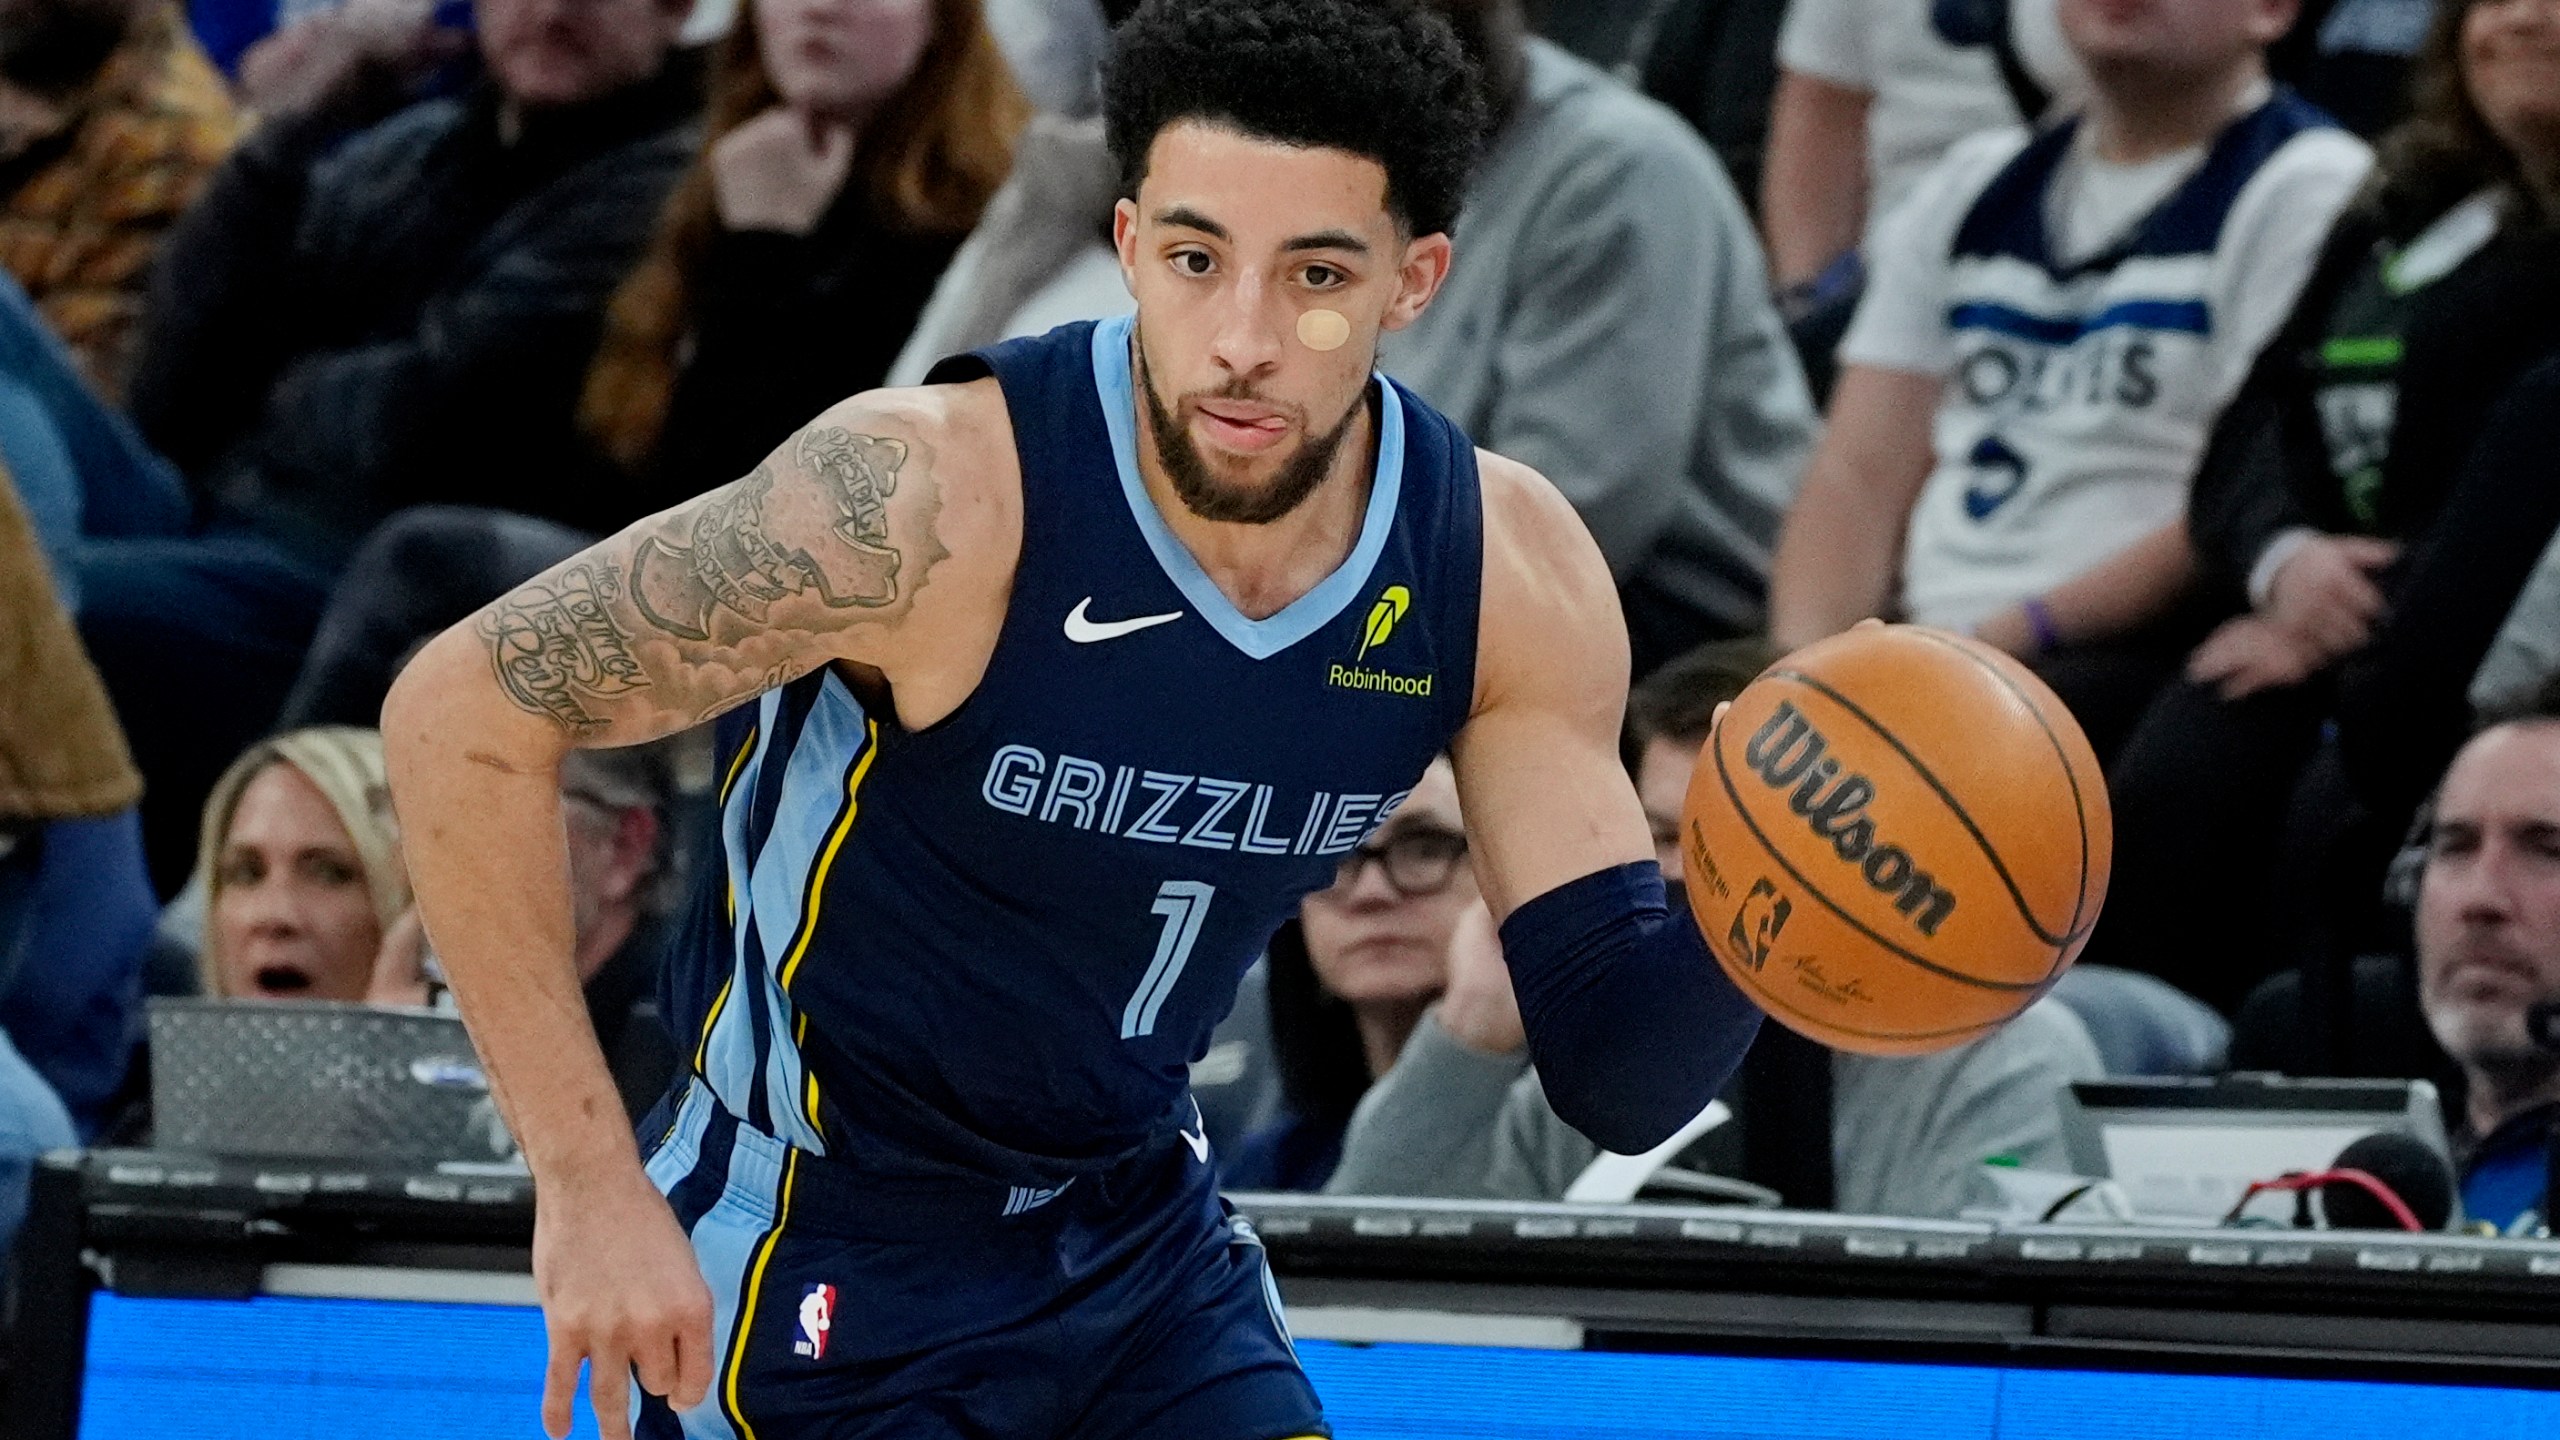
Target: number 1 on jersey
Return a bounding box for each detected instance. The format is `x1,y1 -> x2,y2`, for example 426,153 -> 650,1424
1122,881 -> 1214,1040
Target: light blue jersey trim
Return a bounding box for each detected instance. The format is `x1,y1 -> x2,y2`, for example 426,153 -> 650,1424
740,673 -> 870,1156
1089,312 -> 1406,661
703,693 -> 782,1121
675,1110 -> 774,1440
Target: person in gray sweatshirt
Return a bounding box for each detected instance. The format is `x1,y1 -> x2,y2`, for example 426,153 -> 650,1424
1325,643 -> 2104,1217
1380,0 -> 1820,675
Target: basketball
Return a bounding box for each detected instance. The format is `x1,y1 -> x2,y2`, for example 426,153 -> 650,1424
1680,624 -> 2111,1056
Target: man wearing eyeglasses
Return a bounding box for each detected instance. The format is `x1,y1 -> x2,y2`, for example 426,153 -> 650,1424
1225,758 -> 1473,1191
369,744 -> 679,1120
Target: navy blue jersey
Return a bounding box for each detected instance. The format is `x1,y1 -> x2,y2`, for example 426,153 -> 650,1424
659,314 -> 1483,1190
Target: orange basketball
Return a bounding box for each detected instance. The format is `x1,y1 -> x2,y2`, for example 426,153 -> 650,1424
1680,624 -> 2111,1056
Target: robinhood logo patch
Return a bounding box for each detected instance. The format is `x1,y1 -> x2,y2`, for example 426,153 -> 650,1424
1358,585 -> 1410,661
1331,584 -> 1433,698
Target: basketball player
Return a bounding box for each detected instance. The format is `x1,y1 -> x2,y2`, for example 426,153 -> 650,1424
382,2 -> 1767,1436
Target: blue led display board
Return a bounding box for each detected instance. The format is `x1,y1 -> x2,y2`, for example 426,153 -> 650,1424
73,1292 -> 2560,1439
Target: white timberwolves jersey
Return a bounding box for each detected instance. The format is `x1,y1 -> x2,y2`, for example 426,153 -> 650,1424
1846,92 -> 2370,631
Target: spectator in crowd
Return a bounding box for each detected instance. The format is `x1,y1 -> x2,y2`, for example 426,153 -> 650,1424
1380,0 -> 1818,672
92,728 -> 407,1146
370,743 -> 680,1121
86,0 -> 702,888
2092,0 -> 2560,1011
884,0 -> 1139,384
1767,0 -> 2372,761
1225,758 -> 1471,1192
275,5 -> 1030,772
0,0 -> 240,395
581,0 -> 1024,506
0,463 -> 147,1136
190,726 -> 406,1003
2411,701 -> 2560,1233
0,0 -> 235,602
102,733 -> 684,1147
134,727 -> 680,1128
1325,644 -> 2102,1217
1760,0 -> 2082,356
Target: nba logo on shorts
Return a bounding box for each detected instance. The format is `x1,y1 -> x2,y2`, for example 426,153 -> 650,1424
794,1283 -> 836,1360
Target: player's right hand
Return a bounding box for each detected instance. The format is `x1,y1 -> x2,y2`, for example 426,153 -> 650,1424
532,1162 -> 716,1440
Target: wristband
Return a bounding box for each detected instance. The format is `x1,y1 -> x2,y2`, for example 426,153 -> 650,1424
2020,597 -> 2062,658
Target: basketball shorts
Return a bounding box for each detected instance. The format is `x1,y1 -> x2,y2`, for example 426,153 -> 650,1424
631,1080 -> 1326,1440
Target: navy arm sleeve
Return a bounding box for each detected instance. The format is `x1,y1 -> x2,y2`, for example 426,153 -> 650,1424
1497,861 -> 1766,1156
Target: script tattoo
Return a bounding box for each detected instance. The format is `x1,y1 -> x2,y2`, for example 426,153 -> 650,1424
798,426 -> 906,555
629,430 -> 909,642
477,562 -> 649,733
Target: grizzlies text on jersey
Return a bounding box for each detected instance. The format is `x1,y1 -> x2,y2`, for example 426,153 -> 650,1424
659,313 -> 1483,1189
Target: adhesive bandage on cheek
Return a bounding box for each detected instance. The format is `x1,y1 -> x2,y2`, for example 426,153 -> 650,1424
1297,309 -> 1352,352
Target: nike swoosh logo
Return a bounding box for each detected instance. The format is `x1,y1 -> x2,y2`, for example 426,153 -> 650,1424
1065,598 -> 1184,644
1180,1126 -> 1210,1163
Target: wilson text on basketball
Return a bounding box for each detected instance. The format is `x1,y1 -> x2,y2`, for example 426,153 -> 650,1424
1742,702 -> 1958,937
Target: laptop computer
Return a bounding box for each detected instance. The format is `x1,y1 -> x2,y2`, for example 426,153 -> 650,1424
148,998 -> 518,1166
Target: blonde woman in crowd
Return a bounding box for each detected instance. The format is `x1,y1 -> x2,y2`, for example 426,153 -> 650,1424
189,726 -> 407,1003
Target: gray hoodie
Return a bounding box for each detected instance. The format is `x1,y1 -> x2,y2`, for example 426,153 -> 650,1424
1379,40 -> 1818,638
1325,999 -> 2102,1219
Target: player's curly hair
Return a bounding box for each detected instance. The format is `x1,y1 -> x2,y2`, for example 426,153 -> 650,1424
1102,0 -> 1488,239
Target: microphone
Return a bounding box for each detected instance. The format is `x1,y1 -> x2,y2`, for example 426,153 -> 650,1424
2322,1132 -> 2455,1232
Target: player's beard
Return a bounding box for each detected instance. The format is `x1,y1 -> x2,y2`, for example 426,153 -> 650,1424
1136,339 -> 1364,527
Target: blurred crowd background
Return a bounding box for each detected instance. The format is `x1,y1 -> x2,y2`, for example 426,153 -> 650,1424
3,0 -> 2560,1252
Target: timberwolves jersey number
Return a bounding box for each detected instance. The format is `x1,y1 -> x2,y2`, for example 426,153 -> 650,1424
659,314 -> 1484,1189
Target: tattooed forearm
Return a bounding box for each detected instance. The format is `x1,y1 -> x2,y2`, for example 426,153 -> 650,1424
476,561 -> 650,734
628,429 -> 909,642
